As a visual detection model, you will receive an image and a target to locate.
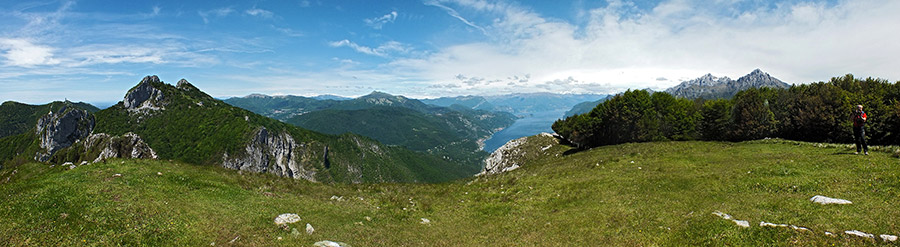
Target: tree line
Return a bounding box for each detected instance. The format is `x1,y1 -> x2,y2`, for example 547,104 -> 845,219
552,74 -> 900,148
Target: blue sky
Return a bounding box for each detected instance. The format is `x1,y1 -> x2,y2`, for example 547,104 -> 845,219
1,0 -> 898,106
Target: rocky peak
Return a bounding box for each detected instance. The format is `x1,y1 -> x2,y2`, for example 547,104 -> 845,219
124,75 -> 166,110
175,78 -> 197,91
34,106 -> 95,162
734,69 -> 789,88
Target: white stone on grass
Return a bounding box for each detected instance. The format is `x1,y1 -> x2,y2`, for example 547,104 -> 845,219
314,240 -> 350,247
845,230 -> 874,239
274,213 -> 301,225
712,211 -> 749,228
810,195 -> 852,205
306,223 -> 315,234
760,221 -> 810,232
420,218 -> 431,224
881,234 -> 898,242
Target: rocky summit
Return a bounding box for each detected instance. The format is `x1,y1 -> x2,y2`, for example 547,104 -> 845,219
124,75 -> 166,110
665,69 -> 790,99
175,79 -> 198,91
34,105 -> 95,162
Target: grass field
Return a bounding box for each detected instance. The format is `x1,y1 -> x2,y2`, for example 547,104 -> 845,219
1,138 -> 898,246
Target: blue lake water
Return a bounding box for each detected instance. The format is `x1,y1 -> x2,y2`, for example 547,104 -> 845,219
482,110 -> 567,152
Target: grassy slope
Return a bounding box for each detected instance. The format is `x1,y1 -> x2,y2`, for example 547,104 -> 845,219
1,140 -> 898,246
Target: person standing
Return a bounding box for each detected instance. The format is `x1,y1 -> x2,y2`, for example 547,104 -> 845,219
851,104 -> 868,155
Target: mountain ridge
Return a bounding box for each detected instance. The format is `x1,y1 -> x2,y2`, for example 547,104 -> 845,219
665,69 -> 790,99
1,75 -> 471,183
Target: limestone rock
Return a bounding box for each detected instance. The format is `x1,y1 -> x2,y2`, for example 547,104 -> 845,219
810,195 -> 852,205
83,132 -> 158,162
306,223 -> 314,234
124,75 -> 166,110
712,211 -> 749,228
34,105 -> 95,162
222,127 -> 318,181
313,240 -> 350,247
881,234 -> 898,242
480,133 -> 557,176
845,230 -> 874,239
274,213 -> 301,225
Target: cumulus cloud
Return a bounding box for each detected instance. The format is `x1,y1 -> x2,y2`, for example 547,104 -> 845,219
390,0 -> 900,96
365,11 -> 398,29
0,39 -> 60,67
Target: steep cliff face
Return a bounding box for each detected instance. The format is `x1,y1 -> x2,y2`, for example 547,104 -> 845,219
34,105 -> 95,162
124,75 -> 166,111
83,133 -> 158,163
479,133 -> 560,176
222,127 -> 319,182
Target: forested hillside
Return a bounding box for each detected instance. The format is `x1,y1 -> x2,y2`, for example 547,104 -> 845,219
553,74 -> 900,148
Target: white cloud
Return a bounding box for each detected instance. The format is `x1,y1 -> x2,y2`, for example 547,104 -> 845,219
152,6 -> 161,16
425,1 -> 487,35
245,8 -> 274,18
365,11 -> 398,29
198,7 -> 234,23
273,26 -> 304,37
328,39 -> 410,57
391,0 -> 900,96
0,39 -> 60,67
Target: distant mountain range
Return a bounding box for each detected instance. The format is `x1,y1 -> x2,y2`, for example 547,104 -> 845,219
225,92 -> 517,169
421,93 -> 608,115
665,69 -> 791,99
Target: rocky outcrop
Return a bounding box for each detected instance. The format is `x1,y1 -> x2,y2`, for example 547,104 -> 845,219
479,133 -> 558,176
124,75 -> 166,110
175,78 -> 200,92
83,133 -> 158,162
34,105 -> 95,162
222,127 -> 318,181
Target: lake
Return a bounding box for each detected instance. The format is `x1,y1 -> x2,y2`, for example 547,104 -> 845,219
482,110 -> 567,152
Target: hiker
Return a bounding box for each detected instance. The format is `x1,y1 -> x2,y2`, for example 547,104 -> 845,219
850,104 -> 868,155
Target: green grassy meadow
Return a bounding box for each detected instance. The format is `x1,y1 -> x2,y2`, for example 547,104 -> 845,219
1,139 -> 898,246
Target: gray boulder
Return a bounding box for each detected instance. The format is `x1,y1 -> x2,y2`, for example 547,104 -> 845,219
34,106 -> 95,162
124,75 -> 166,110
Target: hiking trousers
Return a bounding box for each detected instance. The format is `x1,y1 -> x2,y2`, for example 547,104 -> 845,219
853,126 -> 868,153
